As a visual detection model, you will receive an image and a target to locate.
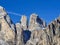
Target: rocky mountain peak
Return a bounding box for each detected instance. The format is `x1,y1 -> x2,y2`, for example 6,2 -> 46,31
29,13 -> 46,31
0,6 -> 7,18
0,6 -> 60,45
20,15 -> 28,30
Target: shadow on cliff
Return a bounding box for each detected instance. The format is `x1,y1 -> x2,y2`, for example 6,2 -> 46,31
36,16 -> 43,25
22,30 -> 31,44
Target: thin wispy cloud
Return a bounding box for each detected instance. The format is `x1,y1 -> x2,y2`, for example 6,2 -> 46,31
7,11 -> 22,16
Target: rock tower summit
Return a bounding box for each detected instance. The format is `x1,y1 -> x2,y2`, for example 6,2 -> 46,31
0,6 -> 7,18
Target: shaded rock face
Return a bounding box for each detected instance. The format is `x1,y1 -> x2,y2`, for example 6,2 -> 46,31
0,6 -> 60,45
22,30 -> 31,44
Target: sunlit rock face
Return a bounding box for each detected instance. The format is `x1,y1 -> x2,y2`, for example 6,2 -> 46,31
0,6 -> 60,45
0,6 -> 7,18
26,30 -> 47,45
29,13 -> 46,31
0,6 -> 15,45
45,17 -> 60,45
20,15 -> 28,30
16,23 -> 24,45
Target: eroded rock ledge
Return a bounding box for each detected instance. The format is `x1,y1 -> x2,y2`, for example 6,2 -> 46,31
0,6 -> 60,45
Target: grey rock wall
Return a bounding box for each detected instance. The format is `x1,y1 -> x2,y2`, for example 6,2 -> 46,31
0,6 -> 60,45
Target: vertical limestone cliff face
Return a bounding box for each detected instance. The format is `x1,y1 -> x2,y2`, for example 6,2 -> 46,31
16,23 -> 24,45
45,17 -> 60,45
0,6 -> 15,45
0,6 -> 60,45
20,15 -> 28,30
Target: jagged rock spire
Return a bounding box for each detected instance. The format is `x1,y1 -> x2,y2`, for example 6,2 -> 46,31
0,6 -> 60,45
0,6 -> 15,45
0,6 -> 15,31
0,6 -> 7,18
29,13 -> 46,31
20,15 -> 28,30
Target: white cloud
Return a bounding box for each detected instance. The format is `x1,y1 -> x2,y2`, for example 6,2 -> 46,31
7,11 -> 22,16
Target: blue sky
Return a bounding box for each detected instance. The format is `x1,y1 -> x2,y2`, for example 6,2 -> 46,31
0,0 -> 60,24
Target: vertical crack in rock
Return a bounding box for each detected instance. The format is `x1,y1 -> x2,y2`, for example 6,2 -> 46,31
52,23 -> 55,36
0,24 -> 1,31
16,23 -> 24,45
13,24 -> 17,45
